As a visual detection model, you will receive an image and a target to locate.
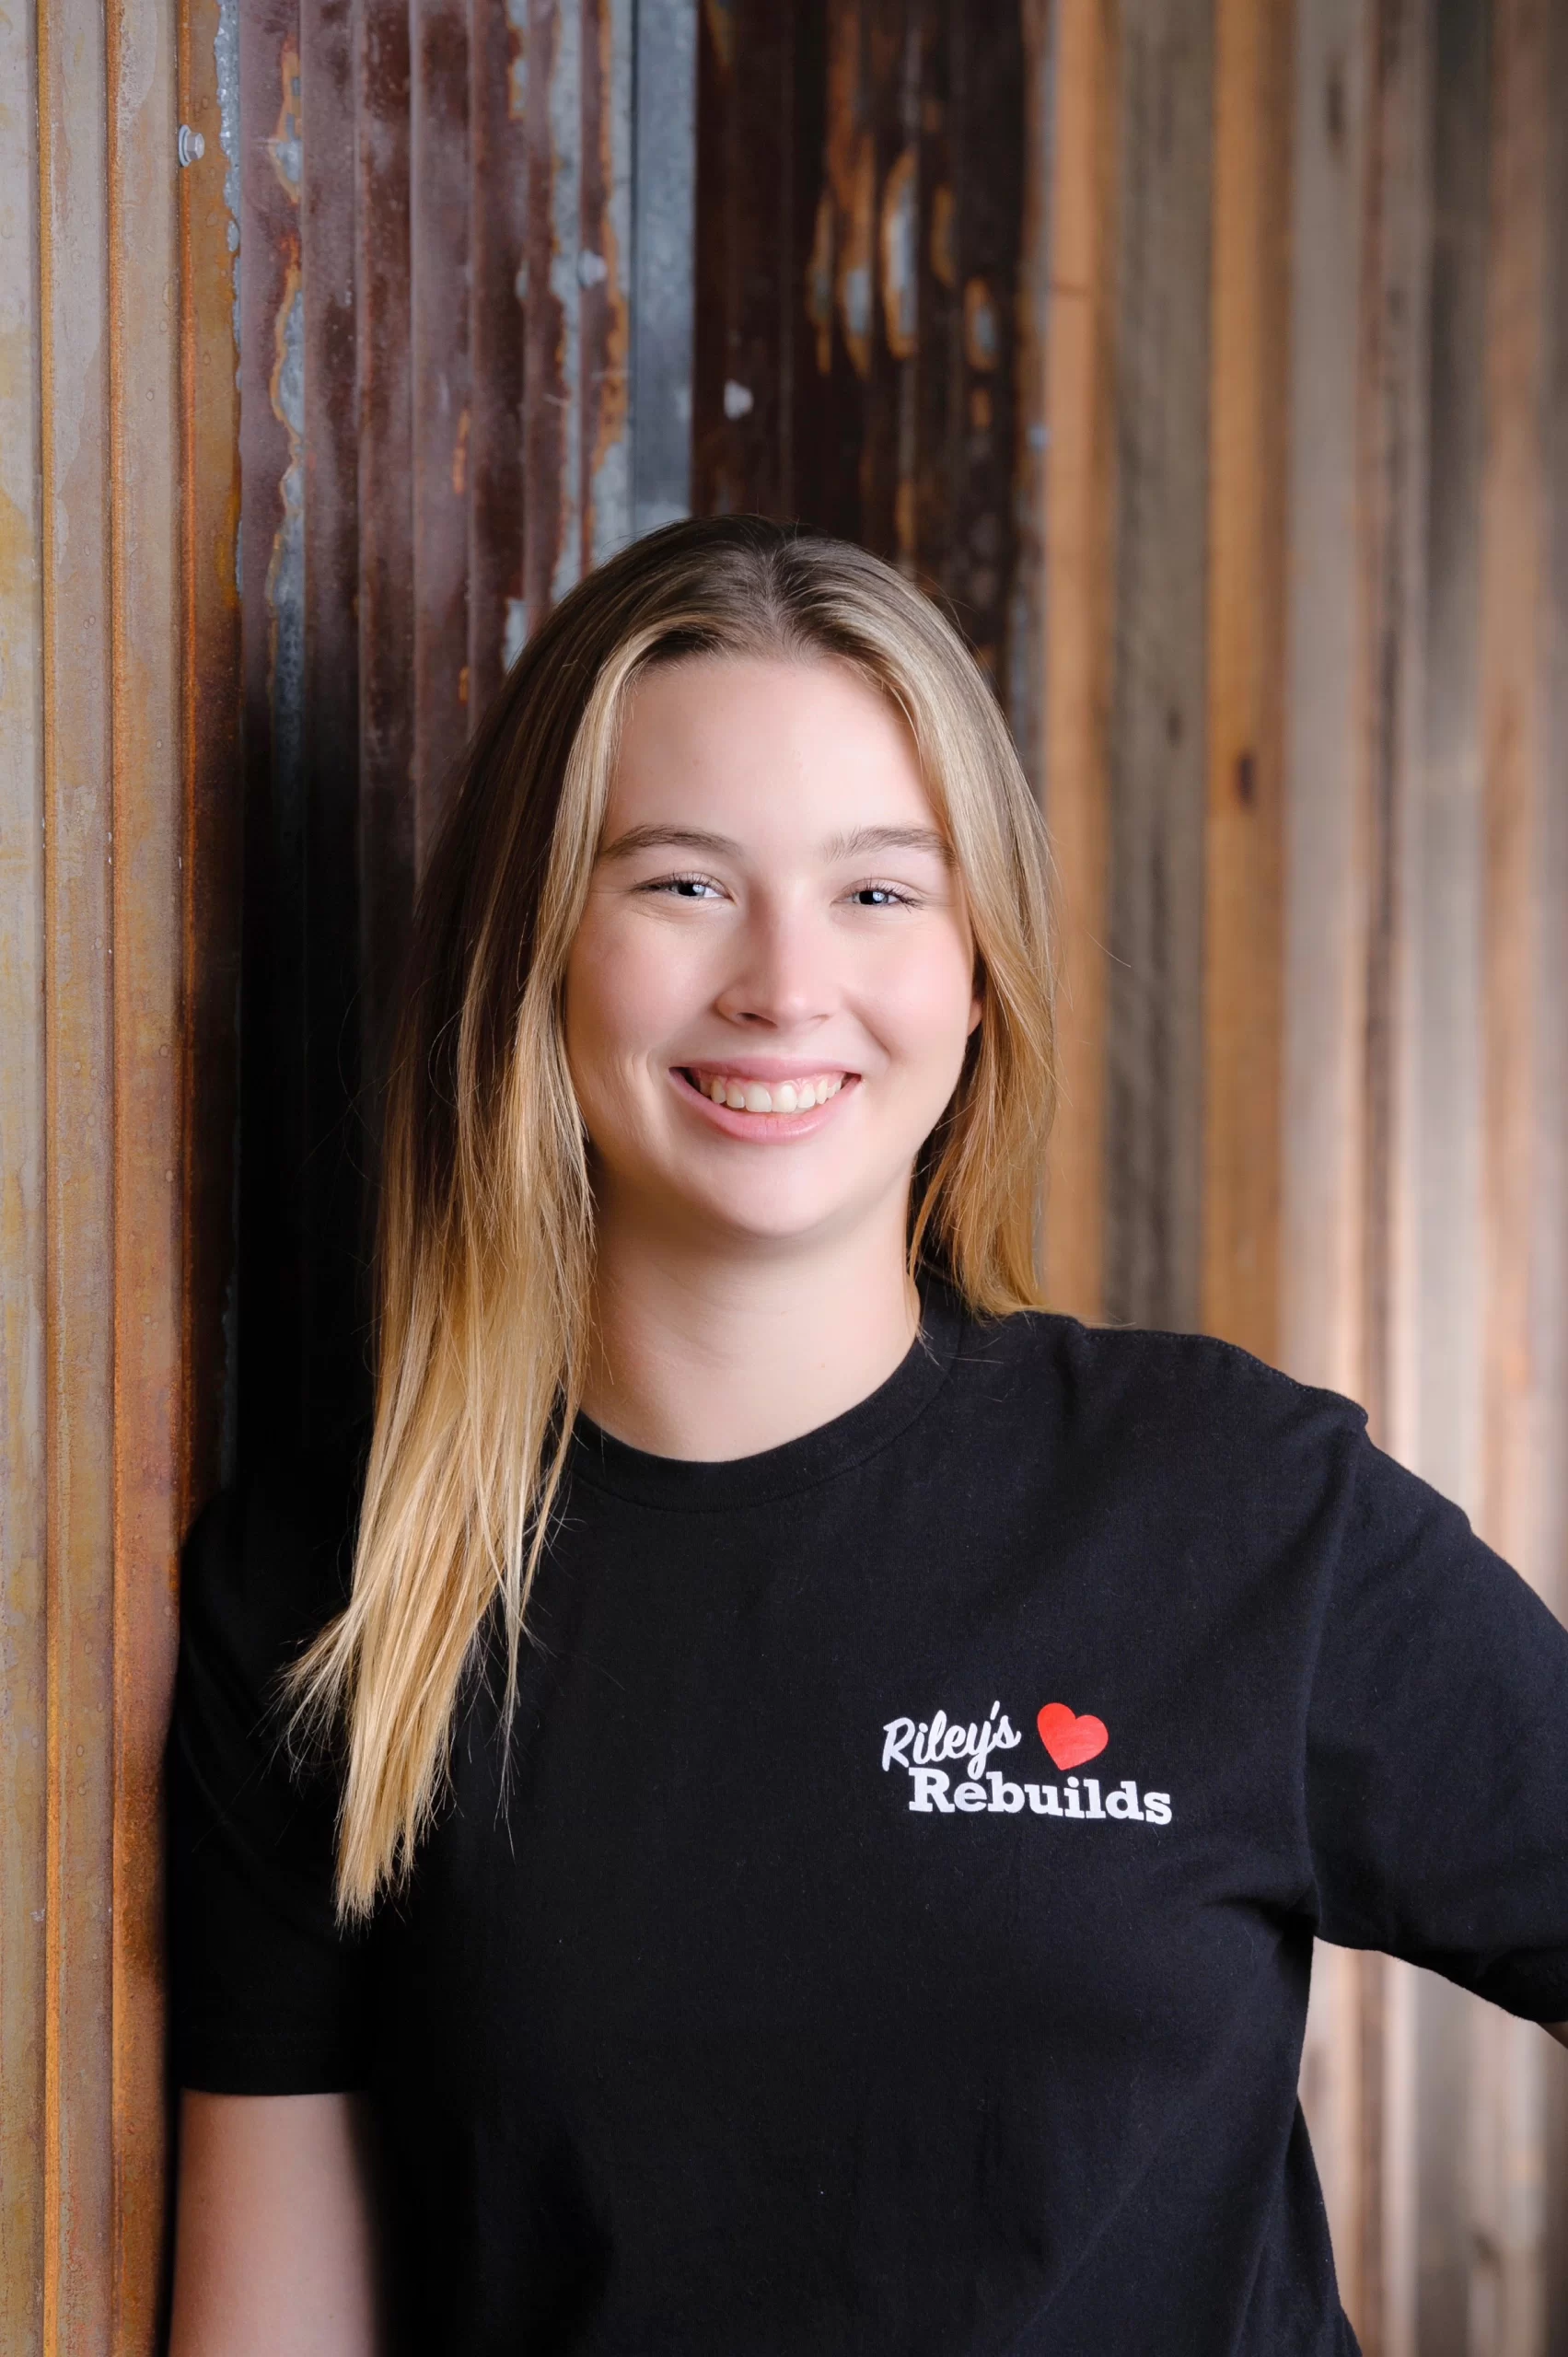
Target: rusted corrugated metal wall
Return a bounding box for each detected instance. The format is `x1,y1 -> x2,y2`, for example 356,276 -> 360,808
231,0 -> 696,1466
2,3 -> 697,2349
698,3 -> 1568,2352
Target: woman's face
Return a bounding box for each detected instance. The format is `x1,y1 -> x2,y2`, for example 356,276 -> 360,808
563,654 -> 981,1259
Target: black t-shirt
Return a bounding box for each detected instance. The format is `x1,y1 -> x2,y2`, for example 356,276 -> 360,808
169,1283 -> 1568,2356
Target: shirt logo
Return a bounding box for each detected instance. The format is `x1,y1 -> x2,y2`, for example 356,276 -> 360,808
880,1699 -> 1173,1825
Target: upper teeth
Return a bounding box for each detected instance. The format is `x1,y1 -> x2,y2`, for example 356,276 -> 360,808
695,1073 -> 845,1113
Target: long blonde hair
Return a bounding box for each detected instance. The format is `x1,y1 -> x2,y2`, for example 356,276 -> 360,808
290,517 -> 1058,1919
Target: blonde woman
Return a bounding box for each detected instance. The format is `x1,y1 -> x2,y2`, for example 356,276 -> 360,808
168,518 -> 1568,2357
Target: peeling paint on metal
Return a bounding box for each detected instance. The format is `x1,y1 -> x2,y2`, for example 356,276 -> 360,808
631,0 -> 697,536
215,0 -> 242,354
266,267 -> 305,840
268,37 -> 303,203
507,0 -> 528,121
548,0 -> 583,606
588,0 -> 633,567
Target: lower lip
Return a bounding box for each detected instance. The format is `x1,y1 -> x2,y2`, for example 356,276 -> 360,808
669,1067 -> 859,1141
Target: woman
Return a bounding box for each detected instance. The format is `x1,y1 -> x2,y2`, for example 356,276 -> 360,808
168,517 -> 1568,2356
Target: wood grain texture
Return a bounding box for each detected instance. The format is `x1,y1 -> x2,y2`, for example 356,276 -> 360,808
1474,1 -> 1560,2348
179,0 -> 243,1514
105,0 -> 183,2332
0,0 -> 48,2340
1040,0 -> 1119,1320
1200,0 -> 1292,1362
1101,0 -> 1213,1335
410,0 -> 470,862
38,0 -> 117,2339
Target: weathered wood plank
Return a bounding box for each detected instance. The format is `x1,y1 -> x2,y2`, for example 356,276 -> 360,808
1474,1 -> 1561,2348
0,0 -> 48,2340
105,0 -> 183,2333
1040,0 -> 1120,1321
467,0 -> 529,714
178,0 -> 244,1513
410,0 -> 470,862
301,0 -> 368,1440
1100,0 -> 1213,1336
1200,0 -> 1292,1363
37,0 -> 117,2339
355,0 -> 417,1102
236,0 -> 306,1459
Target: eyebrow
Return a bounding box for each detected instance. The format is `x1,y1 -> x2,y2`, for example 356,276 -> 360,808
599,821 -> 952,864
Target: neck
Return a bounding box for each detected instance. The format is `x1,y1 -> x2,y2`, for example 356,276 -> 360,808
580,1202 -> 921,1460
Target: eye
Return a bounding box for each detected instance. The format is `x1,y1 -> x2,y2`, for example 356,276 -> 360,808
643,871 -> 725,900
847,881 -> 919,909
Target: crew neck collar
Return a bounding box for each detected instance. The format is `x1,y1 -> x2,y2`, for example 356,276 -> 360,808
567,1274 -> 966,1512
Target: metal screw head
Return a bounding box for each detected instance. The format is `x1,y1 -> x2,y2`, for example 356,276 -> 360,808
178,123 -> 205,167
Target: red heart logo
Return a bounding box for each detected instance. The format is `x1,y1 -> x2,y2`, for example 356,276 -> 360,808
1037,1703 -> 1109,1771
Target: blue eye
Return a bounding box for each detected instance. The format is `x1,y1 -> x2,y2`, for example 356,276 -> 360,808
851,884 -> 914,908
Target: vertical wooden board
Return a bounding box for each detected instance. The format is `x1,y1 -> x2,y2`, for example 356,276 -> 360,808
410,0 -> 470,862
1539,5 -> 1568,2346
855,0 -> 903,558
1100,0 -> 1213,1336
236,0 -> 306,1459
0,0 -> 47,2344
1200,0 -> 1292,1364
632,0 -> 698,538
1277,0 -> 1370,2302
179,0 -> 244,1510
698,0 -> 797,520
1005,0 -> 1054,798
105,0 -> 183,2335
523,0 -> 568,623
468,0 -> 529,714
37,0 -> 117,2340
300,0 -> 367,1437
578,0 -> 633,573
944,0 -> 1023,676
690,0 -> 735,513
1281,0 -> 1368,1409
1040,0 -> 1119,1322
912,3 -> 959,595
355,0 -> 416,1103
1475,3 -> 1563,2352
793,0 -> 874,540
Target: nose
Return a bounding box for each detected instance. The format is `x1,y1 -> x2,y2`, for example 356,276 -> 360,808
711,897 -> 835,1032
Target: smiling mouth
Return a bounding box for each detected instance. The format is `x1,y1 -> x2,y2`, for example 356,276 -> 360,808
677,1068 -> 853,1115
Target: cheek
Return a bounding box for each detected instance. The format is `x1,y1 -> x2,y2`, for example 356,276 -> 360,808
869,930 -> 979,1074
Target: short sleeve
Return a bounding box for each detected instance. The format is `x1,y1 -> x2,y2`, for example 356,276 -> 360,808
1306,1428 -> 1568,2022
168,1457 -> 372,2092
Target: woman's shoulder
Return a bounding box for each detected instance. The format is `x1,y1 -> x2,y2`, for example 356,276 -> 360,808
951,1298 -> 1370,1493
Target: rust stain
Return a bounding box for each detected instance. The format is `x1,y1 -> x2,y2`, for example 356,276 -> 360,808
458,663 -> 470,704
266,35 -> 302,205
930,183 -> 957,290
963,274 -> 999,371
879,145 -> 918,360
969,383 -> 993,431
806,188 -> 835,374
451,405 -> 470,495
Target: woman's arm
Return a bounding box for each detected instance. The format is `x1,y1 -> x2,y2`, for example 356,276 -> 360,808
168,2091 -> 382,2357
